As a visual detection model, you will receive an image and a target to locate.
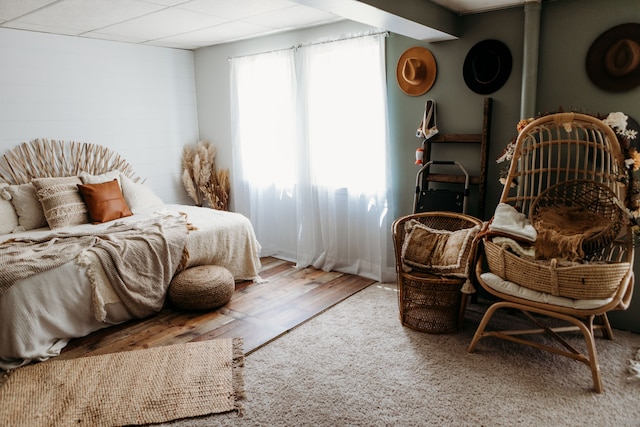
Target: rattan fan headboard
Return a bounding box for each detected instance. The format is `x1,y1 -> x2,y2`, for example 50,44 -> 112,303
0,139 -> 142,185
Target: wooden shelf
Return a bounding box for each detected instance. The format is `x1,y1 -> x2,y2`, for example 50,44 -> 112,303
423,173 -> 482,185
428,134 -> 482,143
418,97 -> 492,219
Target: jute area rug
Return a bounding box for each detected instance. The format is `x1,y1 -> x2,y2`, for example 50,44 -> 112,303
0,338 -> 244,427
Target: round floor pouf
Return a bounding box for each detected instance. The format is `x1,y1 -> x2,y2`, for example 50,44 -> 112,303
168,265 -> 235,311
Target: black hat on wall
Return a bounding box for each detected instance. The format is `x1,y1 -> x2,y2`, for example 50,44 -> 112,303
586,23 -> 640,92
463,39 -> 512,94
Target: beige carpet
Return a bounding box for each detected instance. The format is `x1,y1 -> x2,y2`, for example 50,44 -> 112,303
0,338 -> 244,427
159,283 -> 640,426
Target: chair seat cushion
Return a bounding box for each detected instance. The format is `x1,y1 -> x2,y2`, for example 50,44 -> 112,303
168,265 -> 235,311
480,272 -> 613,310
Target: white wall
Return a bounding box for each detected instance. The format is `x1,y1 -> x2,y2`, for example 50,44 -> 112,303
0,28 -> 199,204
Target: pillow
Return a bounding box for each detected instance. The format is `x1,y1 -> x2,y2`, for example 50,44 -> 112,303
32,177 -> 89,229
0,184 -> 19,234
79,170 -> 121,187
77,179 -> 133,223
119,173 -> 164,214
401,220 -> 480,277
5,183 -> 47,231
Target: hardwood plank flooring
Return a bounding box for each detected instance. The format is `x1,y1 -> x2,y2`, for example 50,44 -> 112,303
58,257 -> 375,360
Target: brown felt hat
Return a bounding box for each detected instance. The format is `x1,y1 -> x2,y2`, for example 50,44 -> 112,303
586,23 -> 640,92
396,47 -> 437,96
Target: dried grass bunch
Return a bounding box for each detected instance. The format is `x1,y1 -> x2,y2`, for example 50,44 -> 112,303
181,141 -> 230,211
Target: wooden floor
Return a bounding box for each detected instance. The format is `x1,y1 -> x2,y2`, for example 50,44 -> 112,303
58,257 -> 375,360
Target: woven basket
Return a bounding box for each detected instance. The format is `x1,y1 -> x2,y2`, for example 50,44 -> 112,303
530,180 -> 623,256
398,272 -> 465,333
483,239 -> 630,300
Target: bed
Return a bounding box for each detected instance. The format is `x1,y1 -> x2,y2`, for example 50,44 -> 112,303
0,139 -> 262,370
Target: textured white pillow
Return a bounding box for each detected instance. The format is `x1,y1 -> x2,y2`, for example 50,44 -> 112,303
6,183 -> 47,231
119,173 -> 164,214
32,176 -> 89,229
0,184 -> 19,234
79,170 -> 121,187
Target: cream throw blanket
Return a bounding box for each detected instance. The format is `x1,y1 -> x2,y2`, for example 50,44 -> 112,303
0,215 -> 188,318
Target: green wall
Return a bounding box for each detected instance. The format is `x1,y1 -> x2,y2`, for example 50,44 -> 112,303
536,0 -> 640,331
387,7 -> 524,221
389,0 -> 640,332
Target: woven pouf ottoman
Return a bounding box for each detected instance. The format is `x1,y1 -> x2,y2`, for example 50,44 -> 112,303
168,265 -> 235,311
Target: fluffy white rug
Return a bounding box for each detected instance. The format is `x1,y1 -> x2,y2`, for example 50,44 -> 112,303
160,283 -> 640,426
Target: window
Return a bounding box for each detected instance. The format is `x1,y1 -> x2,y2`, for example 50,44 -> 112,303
230,33 -> 393,282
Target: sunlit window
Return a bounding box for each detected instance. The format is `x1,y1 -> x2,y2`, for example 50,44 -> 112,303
233,36 -> 386,194
305,39 -> 386,193
230,33 -> 392,282
233,50 -> 296,188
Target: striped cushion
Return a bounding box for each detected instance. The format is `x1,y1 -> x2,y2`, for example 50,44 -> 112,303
32,177 -> 89,229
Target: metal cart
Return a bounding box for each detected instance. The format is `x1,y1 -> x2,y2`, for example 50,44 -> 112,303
413,160 -> 470,214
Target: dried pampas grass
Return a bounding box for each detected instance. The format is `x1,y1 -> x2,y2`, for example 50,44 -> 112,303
181,141 -> 230,211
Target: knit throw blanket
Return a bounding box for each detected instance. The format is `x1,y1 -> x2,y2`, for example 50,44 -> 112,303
0,214 -> 188,318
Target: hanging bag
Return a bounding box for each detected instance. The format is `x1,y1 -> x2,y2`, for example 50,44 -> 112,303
416,99 -> 439,139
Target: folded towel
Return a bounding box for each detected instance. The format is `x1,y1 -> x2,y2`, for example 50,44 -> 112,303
492,236 -> 536,259
488,203 -> 537,242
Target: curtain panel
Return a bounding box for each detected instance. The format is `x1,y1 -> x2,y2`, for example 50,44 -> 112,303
230,33 -> 394,282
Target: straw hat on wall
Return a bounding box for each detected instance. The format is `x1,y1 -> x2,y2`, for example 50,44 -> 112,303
396,47 -> 437,96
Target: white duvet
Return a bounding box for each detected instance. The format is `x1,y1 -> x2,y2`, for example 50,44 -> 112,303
0,204 -> 261,369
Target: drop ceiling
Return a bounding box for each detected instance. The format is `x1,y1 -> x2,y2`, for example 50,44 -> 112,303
0,0 -> 528,50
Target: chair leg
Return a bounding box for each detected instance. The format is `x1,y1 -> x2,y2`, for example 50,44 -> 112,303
579,320 -> 603,393
467,301 -> 604,392
598,314 -> 614,340
467,300 -> 504,353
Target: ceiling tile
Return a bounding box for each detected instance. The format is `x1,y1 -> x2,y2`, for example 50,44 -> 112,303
2,21 -> 83,36
140,0 -> 191,6
96,7 -> 228,41
8,0 -> 166,33
0,0 -> 58,21
177,0 -> 298,20
156,20 -> 274,47
243,4 -> 340,29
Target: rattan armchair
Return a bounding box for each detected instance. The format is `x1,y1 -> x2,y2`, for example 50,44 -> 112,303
392,211 -> 483,333
468,113 -> 635,393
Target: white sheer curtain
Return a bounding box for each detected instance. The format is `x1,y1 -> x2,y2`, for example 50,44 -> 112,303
230,49 -> 298,261
230,33 -> 394,282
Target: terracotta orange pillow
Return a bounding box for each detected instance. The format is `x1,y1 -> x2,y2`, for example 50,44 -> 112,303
77,179 -> 133,223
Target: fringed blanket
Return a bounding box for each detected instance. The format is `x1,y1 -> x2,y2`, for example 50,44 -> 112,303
0,215 -> 188,318
533,206 -> 611,261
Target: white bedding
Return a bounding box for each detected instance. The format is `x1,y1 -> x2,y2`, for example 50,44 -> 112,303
0,204 -> 261,369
